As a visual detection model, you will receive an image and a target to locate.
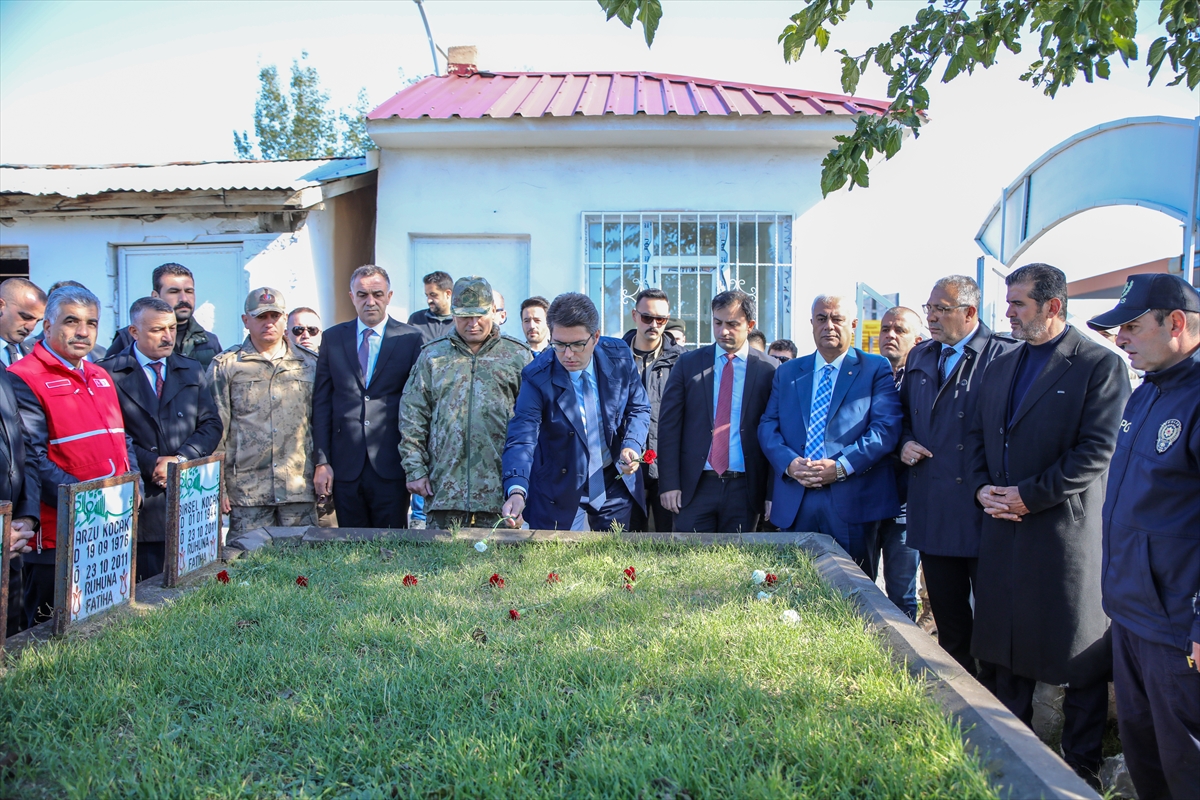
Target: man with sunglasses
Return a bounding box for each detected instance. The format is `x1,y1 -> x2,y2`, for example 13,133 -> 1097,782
501,293 -> 651,531
768,340 -> 797,362
286,308 -> 323,353
898,275 -> 1016,682
622,289 -> 685,532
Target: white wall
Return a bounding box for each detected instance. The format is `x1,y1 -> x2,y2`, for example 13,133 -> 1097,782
374,145 -> 831,343
0,210 -> 339,347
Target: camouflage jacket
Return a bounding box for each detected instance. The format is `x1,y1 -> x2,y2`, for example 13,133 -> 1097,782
207,338 -> 317,506
399,330 -> 531,513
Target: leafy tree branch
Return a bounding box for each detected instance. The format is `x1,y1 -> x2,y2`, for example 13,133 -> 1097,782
599,0 -> 1198,196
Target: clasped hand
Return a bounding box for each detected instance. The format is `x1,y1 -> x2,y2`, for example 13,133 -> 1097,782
788,457 -> 836,488
977,484 -> 1028,521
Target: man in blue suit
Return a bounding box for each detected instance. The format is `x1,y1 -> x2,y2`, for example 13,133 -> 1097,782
501,293 -> 652,531
758,294 -> 902,576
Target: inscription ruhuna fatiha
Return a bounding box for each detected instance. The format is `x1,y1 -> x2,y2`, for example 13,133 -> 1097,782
165,456 -> 223,586
57,476 -> 138,631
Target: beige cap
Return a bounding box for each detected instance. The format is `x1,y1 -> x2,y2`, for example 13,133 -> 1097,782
244,287 -> 286,317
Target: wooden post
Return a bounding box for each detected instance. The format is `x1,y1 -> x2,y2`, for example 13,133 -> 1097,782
0,502 -> 11,654
163,454 -> 224,587
52,473 -> 139,636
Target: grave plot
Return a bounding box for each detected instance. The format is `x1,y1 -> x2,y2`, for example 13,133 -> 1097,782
0,538 -> 997,799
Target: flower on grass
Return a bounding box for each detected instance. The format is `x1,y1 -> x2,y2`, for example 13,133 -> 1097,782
546,572 -> 561,584
756,591 -> 772,601
474,541 -> 488,553
296,576 -> 308,588
216,569 -> 230,584
475,515 -> 519,552
765,573 -> 778,586
489,573 -> 505,589
624,582 -> 634,592
623,566 -> 636,582
509,609 -> 520,620
751,570 -> 766,585
780,609 -> 801,624
402,574 -> 418,587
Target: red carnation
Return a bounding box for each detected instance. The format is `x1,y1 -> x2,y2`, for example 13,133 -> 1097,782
624,582 -> 634,592
402,574 -> 418,586
765,573 -> 778,586
296,575 -> 308,588
489,573 -> 505,588
641,449 -> 657,465
509,609 -> 520,620
546,572 -> 561,584
623,566 -> 636,581
216,569 -> 230,584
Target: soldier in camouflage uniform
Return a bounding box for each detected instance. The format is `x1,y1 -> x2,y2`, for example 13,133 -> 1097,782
208,287 -> 318,533
400,276 -> 531,529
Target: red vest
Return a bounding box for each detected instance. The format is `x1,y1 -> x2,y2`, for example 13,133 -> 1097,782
8,343 -> 129,550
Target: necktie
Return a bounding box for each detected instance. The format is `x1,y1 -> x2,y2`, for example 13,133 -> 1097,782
149,361 -> 165,398
4,342 -> 18,366
707,353 -> 735,475
937,346 -> 954,387
578,371 -> 607,510
893,366 -> 904,391
805,365 -> 835,460
358,328 -> 375,384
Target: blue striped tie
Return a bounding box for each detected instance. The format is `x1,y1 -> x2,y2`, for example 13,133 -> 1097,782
805,365 -> 835,460
578,371 -> 608,510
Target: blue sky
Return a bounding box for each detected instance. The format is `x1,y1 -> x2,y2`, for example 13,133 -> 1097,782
2,0 -> 1195,318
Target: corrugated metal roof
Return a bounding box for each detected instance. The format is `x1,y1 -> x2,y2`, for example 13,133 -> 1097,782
0,156 -> 375,198
369,71 -> 890,121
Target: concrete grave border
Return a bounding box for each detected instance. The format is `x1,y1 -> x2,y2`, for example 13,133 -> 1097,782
6,525 -> 1099,800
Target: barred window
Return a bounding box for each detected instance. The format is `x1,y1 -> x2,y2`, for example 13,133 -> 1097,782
583,213 -> 792,347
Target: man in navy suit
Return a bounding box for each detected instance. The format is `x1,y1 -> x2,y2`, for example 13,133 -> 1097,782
658,290 -> 777,533
312,265 -> 425,528
758,294 -> 902,576
501,293 -> 651,531
1,362 -> 39,636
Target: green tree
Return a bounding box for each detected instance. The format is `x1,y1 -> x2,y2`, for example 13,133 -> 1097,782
599,0 -> 1198,195
233,51 -> 376,160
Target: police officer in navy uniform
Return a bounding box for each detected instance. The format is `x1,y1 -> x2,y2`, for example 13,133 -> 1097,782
1088,273 -> 1200,800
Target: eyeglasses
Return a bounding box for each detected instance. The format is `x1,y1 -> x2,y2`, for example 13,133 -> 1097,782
549,338 -> 593,354
922,304 -> 969,316
636,311 -> 669,326
291,326 -> 320,337
772,355 -> 791,362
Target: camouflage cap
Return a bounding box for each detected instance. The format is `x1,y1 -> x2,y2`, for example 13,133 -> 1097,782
451,276 -> 494,317
245,287 -> 286,317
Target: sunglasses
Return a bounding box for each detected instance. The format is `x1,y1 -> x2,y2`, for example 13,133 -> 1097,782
291,326 -> 320,337
772,355 -> 791,362
636,311 -> 669,326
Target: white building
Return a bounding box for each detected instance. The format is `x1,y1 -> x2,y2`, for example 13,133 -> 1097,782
367,58 -> 890,345
0,157 -> 376,348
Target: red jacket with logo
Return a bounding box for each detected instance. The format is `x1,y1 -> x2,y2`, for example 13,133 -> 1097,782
8,343 -> 131,550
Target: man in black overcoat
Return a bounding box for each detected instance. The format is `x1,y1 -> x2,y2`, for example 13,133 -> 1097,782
899,275 -> 1017,675
966,263 -> 1130,784
0,363 -> 39,635
312,265 -> 424,528
100,297 -> 223,582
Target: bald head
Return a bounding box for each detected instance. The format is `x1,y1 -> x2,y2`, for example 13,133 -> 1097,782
0,278 -> 47,345
879,306 -> 926,371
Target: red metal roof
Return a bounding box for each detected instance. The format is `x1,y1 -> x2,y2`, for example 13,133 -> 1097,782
368,71 -> 890,121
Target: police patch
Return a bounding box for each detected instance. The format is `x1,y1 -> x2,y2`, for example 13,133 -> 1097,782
1156,419 -> 1182,453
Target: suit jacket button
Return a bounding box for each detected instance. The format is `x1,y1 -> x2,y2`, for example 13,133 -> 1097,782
957,444 -> 964,450
958,412 -> 965,418
569,431 -> 574,436
561,468 -> 567,474
549,500 -> 556,505
921,378 -> 926,385
365,395 -> 370,400
955,478 -> 962,484
999,427 -> 1004,434
364,420 -> 371,426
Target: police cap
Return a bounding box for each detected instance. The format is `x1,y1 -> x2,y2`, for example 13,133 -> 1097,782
1087,273 -> 1200,330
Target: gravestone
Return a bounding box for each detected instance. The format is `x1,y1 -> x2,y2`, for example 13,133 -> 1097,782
53,473 -> 139,635
163,455 -> 223,587
0,501 -> 10,653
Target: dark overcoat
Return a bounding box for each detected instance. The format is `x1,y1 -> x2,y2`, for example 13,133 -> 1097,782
900,323 -> 1019,556
966,325 -> 1130,686
99,346 -> 223,542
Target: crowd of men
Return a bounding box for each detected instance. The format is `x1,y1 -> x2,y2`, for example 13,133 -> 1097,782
0,260 -> 1195,797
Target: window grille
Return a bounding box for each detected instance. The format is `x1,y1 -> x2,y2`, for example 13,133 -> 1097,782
583,213 -> 792,347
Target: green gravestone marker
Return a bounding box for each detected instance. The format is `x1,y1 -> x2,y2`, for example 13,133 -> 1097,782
164,455 -> 224,587
54,473 -> 139,635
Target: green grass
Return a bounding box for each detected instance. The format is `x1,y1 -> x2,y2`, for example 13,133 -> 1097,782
0,538 -> 998,799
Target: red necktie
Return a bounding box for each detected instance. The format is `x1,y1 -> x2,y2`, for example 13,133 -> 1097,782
150,361 -> 165,397
707,353 -> 735,475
